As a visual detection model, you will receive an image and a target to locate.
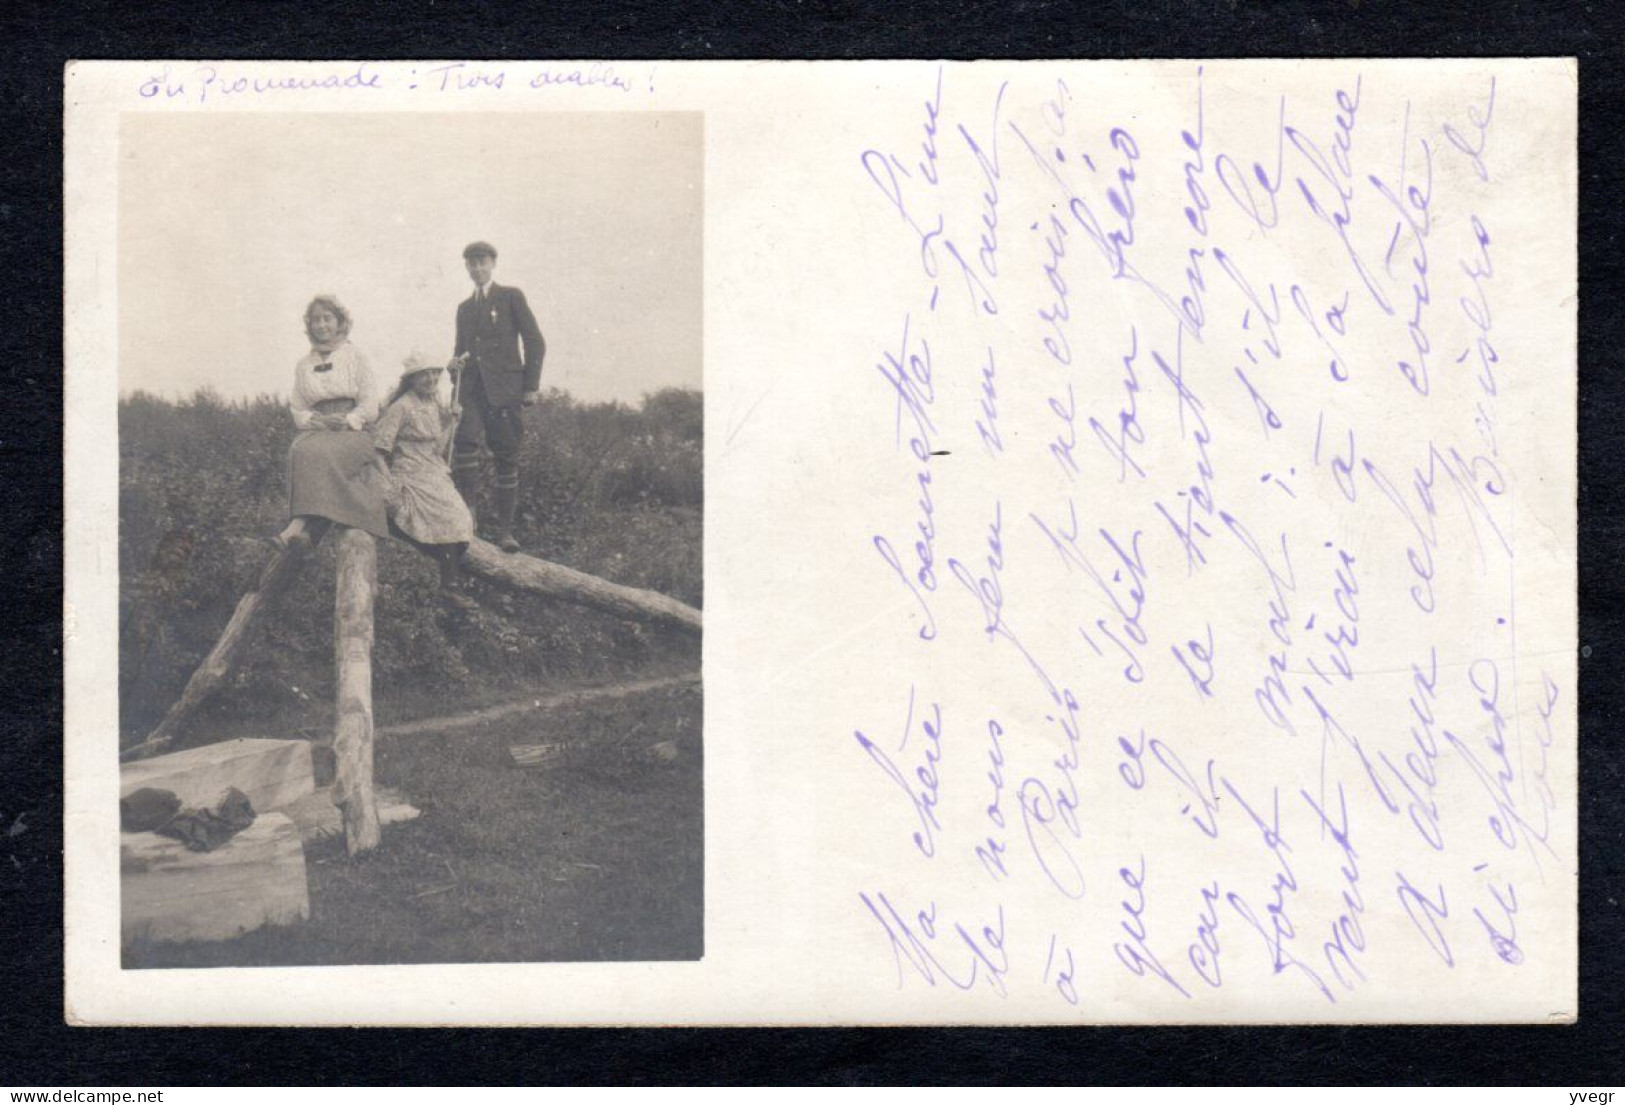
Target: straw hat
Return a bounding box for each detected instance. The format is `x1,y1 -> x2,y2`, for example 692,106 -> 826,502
398,350 -> 443,381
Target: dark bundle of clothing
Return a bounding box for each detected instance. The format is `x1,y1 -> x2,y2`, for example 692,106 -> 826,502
120,786 -> 257,852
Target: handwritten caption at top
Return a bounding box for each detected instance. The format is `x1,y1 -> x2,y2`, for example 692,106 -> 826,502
136,62 -> 653,105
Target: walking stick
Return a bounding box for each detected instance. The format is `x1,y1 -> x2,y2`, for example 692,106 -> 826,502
444,355 -> 466,464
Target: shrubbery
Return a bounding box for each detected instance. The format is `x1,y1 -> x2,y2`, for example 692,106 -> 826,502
118,387 -> 702,746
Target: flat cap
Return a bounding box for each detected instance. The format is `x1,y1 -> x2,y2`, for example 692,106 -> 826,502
462,240 -> 498,260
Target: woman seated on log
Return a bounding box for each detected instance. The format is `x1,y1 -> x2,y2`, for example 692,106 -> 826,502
374,352 -> 478,610
276,295 -> 391,550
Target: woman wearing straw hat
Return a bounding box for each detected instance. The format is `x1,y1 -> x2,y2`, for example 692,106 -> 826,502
280,294 -> 390,547
374,352 -> 477,609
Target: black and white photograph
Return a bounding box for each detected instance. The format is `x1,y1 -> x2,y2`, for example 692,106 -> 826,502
112,110 -> 704,967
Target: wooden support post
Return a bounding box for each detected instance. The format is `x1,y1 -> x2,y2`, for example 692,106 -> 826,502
332,526 -> 380,854
122,518 -> 319,762
461,538 -> 702,636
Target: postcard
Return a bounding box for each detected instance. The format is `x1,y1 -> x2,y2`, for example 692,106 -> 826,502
64,58 -> 1576,1024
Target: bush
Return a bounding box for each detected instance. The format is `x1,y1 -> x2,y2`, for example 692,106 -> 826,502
118,387 -> 703,745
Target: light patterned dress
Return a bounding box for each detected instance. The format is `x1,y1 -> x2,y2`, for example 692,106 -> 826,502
373,391 -> 475,546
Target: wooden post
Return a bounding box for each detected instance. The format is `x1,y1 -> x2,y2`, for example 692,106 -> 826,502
332,526 -> 381,854
122,519 -> 318,762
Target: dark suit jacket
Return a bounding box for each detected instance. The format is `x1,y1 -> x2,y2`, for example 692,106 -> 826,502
454,283 -> 546,407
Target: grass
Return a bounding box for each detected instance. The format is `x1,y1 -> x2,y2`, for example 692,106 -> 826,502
124,679 -> 703,967
119,388 -> 704,967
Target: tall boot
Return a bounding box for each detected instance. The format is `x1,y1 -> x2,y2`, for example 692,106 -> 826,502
451,466 -> 480,533
492,482 -> 520,553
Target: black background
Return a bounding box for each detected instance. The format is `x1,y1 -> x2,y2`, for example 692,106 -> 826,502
3,0 -> 1620,1085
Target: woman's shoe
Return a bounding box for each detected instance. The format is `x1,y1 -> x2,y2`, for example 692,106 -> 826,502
440,587 -> 480,614
270,523 -> 313,556
438,545 -> 479,611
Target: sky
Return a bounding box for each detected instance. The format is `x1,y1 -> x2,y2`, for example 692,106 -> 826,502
118,111 -> 702,405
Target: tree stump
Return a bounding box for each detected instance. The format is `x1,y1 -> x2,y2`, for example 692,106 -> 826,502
121,811 -> 310,945
120,737 -> 315,816
332,526 -> 380,854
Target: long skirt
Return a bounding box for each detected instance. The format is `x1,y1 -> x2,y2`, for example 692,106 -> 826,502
287,428 -> 391,538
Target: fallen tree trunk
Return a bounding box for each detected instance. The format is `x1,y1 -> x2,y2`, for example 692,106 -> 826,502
121,520 -> 318,763
461,538 -> 702,637
123,526 -> 701,764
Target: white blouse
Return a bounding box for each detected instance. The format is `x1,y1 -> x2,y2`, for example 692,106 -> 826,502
289,342 -> 379,430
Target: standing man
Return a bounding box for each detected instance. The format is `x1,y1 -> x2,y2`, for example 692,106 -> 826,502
450,240 -> 545,553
